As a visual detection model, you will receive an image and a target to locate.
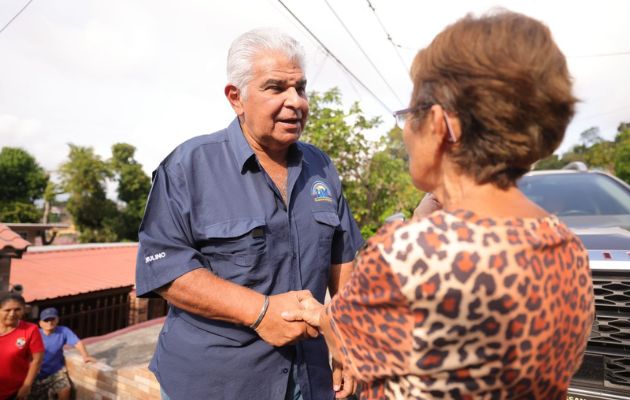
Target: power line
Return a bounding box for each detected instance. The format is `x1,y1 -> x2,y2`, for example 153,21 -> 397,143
0,0 -> 35,36
323,0 -> 404,107
568,51 -> 630,58
365,0 -> 409,74
277,0 -> 393,114
573,105 -> 629,122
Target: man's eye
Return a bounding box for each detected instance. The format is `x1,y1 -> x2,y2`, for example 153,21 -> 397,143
267,86 -> 283,92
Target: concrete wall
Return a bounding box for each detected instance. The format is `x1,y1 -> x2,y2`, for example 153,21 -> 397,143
65,353 -> 161,399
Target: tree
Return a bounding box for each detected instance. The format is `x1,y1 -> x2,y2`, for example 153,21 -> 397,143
0,147 -> 48,222
108,143 -> 151,241
357,127 -> 422,236
303,88 -> 421,238
59,145 -> 118,243
584,141 -> 616,172
533,154 -> 567,170
579,127 -> 603,147
614,124 -> 630,184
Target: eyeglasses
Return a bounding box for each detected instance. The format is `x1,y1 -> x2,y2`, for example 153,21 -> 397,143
393,103 -> 457,143
393,104 -> 431,129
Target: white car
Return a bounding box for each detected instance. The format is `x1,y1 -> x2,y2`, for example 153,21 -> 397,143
518,163 -> 630,400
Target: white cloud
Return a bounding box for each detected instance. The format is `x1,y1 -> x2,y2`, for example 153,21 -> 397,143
0,0 -> 629,173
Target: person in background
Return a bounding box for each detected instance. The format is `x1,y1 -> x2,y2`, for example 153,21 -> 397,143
282,10 -> 594,400
30,307 -> 96,400
0,293 -> 44,400
135,27 -> 364,400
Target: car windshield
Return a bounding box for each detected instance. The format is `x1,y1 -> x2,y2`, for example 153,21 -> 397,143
518,172 -> 630,217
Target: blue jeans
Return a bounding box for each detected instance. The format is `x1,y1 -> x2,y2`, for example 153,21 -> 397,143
285,361 -> 303,400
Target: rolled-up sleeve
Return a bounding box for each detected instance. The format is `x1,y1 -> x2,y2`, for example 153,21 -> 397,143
135,164 -> 205,297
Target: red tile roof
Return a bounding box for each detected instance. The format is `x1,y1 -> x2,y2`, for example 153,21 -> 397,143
0,223 -> 30,257
10,243 -> 138,302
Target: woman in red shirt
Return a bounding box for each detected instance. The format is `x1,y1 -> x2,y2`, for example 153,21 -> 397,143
0,293 -> 44,400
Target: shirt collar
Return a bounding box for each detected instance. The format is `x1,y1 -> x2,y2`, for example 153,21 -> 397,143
227,117 -> 305,171
227,117 -> 256,172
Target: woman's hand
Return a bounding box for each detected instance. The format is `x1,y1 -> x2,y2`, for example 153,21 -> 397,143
332,358 -> 356,398
16,383 -> 32,400
281,296 -> 325,327
413,192 -> 443,219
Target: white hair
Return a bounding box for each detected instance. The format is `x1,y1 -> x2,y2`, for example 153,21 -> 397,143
227,28 -> 306,99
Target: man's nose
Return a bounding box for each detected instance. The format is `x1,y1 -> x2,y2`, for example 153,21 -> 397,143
284,87 -> 306,108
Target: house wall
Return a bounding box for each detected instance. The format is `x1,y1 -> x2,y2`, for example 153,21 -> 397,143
66,353 -> 161,400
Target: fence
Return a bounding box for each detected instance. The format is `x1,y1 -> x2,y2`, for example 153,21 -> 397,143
31,286 -> 134,338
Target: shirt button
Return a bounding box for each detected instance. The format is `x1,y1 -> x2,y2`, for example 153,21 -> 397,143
282,368 -> 289,374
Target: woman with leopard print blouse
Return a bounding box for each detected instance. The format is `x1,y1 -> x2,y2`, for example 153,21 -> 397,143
283,9 -> 594,400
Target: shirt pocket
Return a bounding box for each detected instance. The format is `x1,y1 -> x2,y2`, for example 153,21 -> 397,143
200,218 -> 266,285
312,211 -> 340,269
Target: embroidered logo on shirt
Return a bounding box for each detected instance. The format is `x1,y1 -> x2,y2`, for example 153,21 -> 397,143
16,337 -> 25,349
145,251 -> 166,263
311,180 -> 333,203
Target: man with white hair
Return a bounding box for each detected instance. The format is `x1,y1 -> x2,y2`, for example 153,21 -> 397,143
136,28 -> 363,400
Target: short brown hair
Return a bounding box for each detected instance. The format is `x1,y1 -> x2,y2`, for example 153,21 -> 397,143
410,10 -> 576,189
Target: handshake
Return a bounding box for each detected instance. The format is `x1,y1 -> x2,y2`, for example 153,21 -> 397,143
253,290 -> 324,347
253,290 -> 356,398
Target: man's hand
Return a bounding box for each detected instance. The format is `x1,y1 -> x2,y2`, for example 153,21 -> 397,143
332,358 -> 356,398
255,290 -> 319,346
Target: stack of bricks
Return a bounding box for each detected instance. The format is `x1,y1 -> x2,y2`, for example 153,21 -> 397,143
65,352 -> 161,399
127,290 -> 149,326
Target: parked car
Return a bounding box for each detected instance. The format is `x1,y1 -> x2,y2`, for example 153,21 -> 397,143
518,163 -> 630,400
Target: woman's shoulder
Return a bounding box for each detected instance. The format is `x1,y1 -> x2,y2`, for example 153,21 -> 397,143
17,320 -> 40,334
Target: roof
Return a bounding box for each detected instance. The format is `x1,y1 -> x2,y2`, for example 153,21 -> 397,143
10,243 -> 138,302
0,223 -> 30,257
4,223 -> 69,229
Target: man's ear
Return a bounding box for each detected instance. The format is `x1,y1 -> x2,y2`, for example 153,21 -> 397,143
225,84 -> 244,115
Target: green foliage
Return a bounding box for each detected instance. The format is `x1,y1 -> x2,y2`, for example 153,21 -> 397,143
303,88 -> 422,238
542,123 -> 630,185
614,127 -> 630,183
533,154 -> 567,170
0,147 -> 49,222
358,130 -> 422,237
109,143 -> 151,241
58,143 -> 151,243
584,141 -> 616,172
59,144 -> 118,243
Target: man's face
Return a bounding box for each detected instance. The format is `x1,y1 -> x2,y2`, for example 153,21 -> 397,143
39,316 -> 59,332
228,51 -> 308,154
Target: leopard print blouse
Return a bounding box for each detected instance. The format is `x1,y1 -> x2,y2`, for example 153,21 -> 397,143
329,209 -> 594,399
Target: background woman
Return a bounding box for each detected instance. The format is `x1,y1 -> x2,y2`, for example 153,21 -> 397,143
0,293 -> 44,400
283,10 -> 594,400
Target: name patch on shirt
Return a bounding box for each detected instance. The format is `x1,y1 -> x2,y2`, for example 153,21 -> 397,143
145,251 -> 166,263
311,180 -> 333,203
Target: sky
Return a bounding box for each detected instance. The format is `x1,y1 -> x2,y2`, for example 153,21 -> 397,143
1,0 -> 629,177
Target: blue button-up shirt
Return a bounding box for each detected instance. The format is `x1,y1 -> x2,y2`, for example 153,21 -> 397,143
136,118 -> 364,400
